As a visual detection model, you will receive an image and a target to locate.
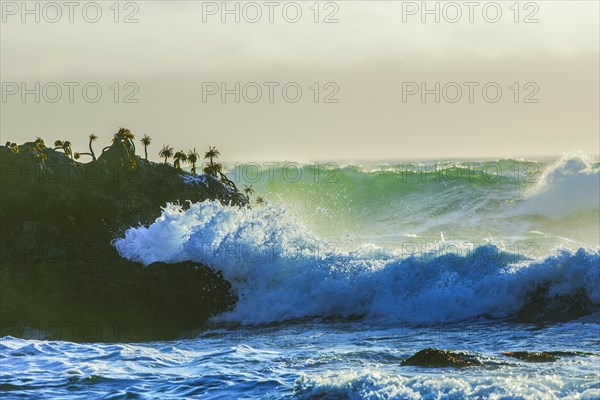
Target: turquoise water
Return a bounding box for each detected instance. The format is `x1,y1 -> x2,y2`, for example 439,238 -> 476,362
223,155 -> 599,254
2,154 -> 599,399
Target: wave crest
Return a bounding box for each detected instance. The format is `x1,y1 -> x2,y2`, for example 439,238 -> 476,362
520,154 -> 599,217
114,200 -> 599,324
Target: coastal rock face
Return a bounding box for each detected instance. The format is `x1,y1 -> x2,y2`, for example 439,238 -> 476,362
0,141 -> 244,342
400,348 -> 483,368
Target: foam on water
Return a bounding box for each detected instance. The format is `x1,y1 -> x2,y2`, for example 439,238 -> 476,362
294,368 -> 600,400
114,198 -> 599,325
4,318 -> 599,399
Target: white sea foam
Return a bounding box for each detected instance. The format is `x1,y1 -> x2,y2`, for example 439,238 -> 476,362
114,200 -> 599,325
295,369 -> 600,400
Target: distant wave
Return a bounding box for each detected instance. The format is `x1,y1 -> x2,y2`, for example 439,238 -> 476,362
519,154 -> 600,217
230,155 -> 599,238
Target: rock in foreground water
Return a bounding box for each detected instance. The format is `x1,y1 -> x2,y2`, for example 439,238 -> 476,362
401,348 -> 483,368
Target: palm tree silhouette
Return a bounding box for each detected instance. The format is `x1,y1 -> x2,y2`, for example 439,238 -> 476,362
75,134 -> 98,161
187,148 -> 199,174
243,185 -> 255,197
159,144 -> 174,164
121,129 -> 136,155
203,161 -> 221,177
33,137 -> 47,162
256,196 -> 265,205
88,134 -> 97,160
101,128 -> 135,158
201,152 -> 238,192
54,140 -> 73,159
173,150 -> 187,170
204,146 -> 220,167
141,135 -> 152,161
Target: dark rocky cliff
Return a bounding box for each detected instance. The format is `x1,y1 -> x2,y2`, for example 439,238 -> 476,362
1,137 -> 244,342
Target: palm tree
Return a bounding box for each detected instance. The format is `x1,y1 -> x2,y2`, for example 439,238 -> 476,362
121,128 -> 136,155
256,196 -> 265,205
159,144 -> 174,164
102,128 -> 135,157
204,146 -> 220,168
141,135 -> 152,161
54,140 -> 73,159
88,133 -> 97,161
203,161 -> 221,177
243,185 -> 255,198
33,137 -> 47,162
63,141 -> 73,159
173,150 -> 187,170
187,148 -> 199,174
75,134 -> 98,161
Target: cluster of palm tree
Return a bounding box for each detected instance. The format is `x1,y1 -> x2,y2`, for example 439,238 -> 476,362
158,146 -> 201,176
203,146 -> 221,176
102,128 -> 135,158
54,140 -> 73,159
31,137 -> 47,161
204,146 -> 240,192
157,144 -> 246,194
5,129 -> 266,204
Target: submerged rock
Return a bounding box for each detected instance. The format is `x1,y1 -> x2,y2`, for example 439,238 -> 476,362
401,348 -> 483,368
502,351 -> 557,362
0,140 -> 245,342
501,351 -> 595,362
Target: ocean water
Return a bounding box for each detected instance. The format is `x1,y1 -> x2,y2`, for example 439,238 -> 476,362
2,154 -> 599,399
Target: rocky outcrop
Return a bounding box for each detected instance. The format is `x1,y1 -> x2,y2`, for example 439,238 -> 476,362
502,351 -> 557,362
501,351 -> 595,362
0,139 -> 245,342
401,348 -> 596,368
400,348 -> 483,368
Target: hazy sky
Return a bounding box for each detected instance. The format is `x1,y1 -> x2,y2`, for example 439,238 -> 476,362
1,1 -> 598,161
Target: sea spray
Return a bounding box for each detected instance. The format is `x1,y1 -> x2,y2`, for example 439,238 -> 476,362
115,199 -> 599,325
